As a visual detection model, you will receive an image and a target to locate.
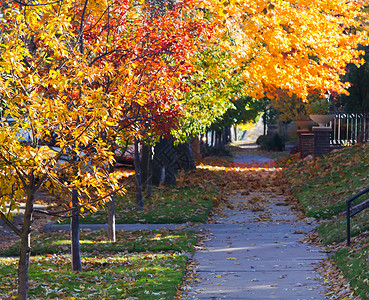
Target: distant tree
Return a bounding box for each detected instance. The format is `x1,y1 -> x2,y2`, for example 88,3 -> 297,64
338,45 -> 369,113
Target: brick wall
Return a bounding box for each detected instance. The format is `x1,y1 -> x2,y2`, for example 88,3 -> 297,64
312,127 -> 332,158
300,133 -> 314,158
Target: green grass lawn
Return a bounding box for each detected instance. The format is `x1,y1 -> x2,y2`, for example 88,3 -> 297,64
284,144 -> 369,245
332,236 -> 369,299
0,253 -> 187,299
1,166 -> 219,299
0,229 -> 198,299
57,185 -> 215,225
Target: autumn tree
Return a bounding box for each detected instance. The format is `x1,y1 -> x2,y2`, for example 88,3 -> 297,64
0,1 -> 126,298
175,46 -> 239,142
171,0 -> 368,154
270,92 -> 310,122
201,0 -> 368,100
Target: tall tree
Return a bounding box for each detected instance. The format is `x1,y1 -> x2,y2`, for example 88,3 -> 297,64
0,0 -> 132,297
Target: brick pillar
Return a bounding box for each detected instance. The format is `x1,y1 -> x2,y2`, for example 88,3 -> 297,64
297,129 -> 310,153
313,127 -> 332,158
300,133 -> 314,158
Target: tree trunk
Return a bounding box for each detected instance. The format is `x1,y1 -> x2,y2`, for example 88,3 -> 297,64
71,189 -> 82,272
134,138 -> 143,210
152,137 -> 176,186
223,127 -> 230,145
140,144 -> 149,185
175,142 -> 196,171
107,164 -> 116,242
215,131 -> 220,149
146,146 -> 153,198
203,133 -> 207,156
140,144 -> 153,198
191,136 -> 201,160
17,194 -> 34,300
107,199 -> 116,242
163,139 -> 176,185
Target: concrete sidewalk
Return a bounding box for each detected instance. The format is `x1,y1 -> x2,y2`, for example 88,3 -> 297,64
231,153 -> 272,164
183,191 -> 328,300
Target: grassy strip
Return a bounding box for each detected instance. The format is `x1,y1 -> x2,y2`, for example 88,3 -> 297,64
0,253 -> 187,299
58,185 -> 215,225
332,235 -> 369,299
0,229 -> 197,299
1,229 -> 198,256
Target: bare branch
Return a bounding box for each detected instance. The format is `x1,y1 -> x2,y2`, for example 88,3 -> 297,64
0,211 -> 22,236
33,178 -> 133,217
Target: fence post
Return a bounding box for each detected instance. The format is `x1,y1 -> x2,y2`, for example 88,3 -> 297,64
347,201 -> 351,247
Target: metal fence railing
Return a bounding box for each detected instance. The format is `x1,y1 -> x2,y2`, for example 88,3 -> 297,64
346,187 -> 369,246
331,113 -> 369,145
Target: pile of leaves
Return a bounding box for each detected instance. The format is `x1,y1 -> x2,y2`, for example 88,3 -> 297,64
56,155 -> 281,226
194,157 -> 286,210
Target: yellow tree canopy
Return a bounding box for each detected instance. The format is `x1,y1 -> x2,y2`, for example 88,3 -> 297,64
198,0 -> 369,100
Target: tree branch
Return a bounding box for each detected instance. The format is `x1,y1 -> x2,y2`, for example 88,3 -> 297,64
33,178 -> 133,217
0,211 -> 22,236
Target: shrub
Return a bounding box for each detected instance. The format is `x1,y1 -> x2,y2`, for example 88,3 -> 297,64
257,134 -> 285,151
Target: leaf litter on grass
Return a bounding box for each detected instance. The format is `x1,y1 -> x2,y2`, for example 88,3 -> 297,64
0,253 -> 187,299
3,147 -> 360,299
0,228 -> 198,299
